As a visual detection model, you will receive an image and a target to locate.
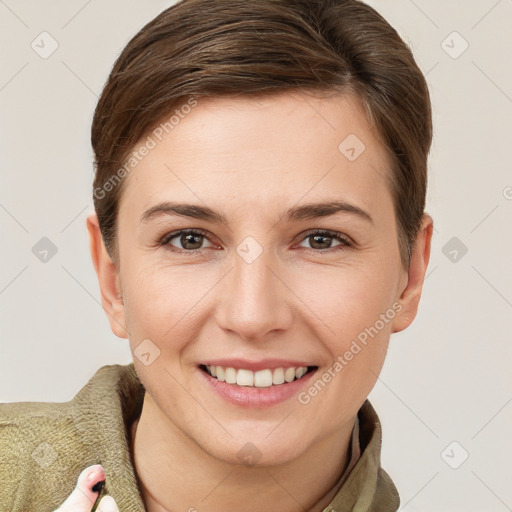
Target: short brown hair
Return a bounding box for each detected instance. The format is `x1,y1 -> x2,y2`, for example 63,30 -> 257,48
91,0 -> 432,266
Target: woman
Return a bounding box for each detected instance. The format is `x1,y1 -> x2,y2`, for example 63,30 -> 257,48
0,0 -> 433,510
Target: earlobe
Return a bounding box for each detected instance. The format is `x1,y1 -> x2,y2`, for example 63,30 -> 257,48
391,214 -> 433,334
86,213 -> 129,339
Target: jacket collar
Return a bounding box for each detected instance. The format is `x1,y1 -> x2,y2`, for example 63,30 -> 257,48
71,363 -> 399,511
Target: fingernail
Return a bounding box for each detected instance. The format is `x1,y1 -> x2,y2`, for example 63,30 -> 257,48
87,470 -> 99,482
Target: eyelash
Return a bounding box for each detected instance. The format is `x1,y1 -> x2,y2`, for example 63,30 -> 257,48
159,228 -> 353,254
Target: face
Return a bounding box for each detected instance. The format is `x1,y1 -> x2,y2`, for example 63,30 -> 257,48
89,91 -> 431,466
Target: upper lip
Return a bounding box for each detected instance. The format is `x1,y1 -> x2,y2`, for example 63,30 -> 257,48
200,358 -> 315,372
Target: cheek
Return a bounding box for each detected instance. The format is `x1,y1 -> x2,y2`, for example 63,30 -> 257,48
296,270 -> 397,425
120,261 -> 218,349
297,260 -> 400,346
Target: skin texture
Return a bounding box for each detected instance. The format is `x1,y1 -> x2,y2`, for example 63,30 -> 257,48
87,91 -> 433,512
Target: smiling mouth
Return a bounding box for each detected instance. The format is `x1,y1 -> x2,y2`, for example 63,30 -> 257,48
200,364 -> 317,388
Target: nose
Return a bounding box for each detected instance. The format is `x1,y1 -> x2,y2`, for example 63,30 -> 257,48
215,243 -> 294,342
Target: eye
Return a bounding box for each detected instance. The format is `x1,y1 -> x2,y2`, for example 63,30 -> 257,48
161,229 -> 214,252
159,228 -> 353,254
297,229 -> 352,251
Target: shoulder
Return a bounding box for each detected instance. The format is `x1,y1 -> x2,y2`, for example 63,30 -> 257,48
0,389 -> 87,510
0,363 -> 140,512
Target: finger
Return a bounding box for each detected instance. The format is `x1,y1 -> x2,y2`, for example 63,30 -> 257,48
96,496 -> 119,512
55,464 -> 106,512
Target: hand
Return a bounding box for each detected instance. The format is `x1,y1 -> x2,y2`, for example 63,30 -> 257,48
54,464 -> 119,512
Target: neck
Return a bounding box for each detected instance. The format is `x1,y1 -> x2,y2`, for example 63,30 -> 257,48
130,396 -> 355,512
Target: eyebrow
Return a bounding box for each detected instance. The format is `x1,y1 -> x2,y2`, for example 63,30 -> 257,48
140,200 -> 373,225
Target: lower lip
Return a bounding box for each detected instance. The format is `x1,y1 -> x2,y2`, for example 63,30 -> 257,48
198,367 -> 317,408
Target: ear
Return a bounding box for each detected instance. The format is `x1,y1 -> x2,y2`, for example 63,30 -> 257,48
86,213 -> 128,338
391,214 -> 433,333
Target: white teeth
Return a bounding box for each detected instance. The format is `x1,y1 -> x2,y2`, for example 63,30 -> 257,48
254,369 -> 273,388
225,367 -> 237,384
284,367 -> 296,382
295,367 -> 306,379
237,369 -> 254,386
204,365 -> 310,387
272,367 -> 285,385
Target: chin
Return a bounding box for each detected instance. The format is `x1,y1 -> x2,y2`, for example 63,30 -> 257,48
199,427 -> 314,468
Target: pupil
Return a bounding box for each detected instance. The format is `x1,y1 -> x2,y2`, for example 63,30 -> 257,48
312,235 -> 330,249
183,233 -> 202,249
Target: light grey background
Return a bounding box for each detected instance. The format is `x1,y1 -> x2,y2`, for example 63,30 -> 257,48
1,1 -> 511,510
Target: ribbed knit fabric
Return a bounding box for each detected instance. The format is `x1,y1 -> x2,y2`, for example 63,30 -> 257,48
0,363 -> 399,511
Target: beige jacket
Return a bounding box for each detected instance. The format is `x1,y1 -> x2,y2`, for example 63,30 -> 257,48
0,363 -> 400,511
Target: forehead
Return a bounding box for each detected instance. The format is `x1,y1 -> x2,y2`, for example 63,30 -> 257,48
119,91 -> 392,217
